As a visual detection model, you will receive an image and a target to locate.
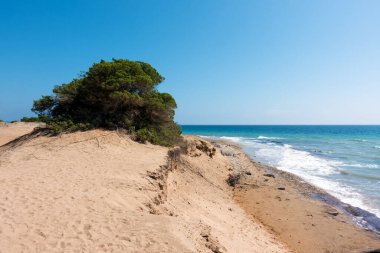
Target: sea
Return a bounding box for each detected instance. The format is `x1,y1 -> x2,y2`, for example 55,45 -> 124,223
182,125 -> 380,221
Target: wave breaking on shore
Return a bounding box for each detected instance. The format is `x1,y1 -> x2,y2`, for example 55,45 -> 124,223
205,135 -> 380,226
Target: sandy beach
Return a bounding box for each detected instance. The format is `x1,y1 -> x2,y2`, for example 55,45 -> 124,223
0,123 -> 379,252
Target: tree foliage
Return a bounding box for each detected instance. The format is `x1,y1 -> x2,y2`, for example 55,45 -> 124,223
20,116 -> 42,122
32,59 -> 182,146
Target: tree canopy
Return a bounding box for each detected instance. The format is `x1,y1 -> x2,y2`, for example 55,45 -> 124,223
32,59 -> 182,146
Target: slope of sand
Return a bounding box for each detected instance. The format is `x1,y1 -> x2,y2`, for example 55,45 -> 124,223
0,124 -> 289,253
0,122 -> 43,146
212,140 -> 380,253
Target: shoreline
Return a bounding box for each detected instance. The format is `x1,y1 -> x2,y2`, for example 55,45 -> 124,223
210,137 -> 380,234
208,137 -> 380,253
249,151 -> 380,235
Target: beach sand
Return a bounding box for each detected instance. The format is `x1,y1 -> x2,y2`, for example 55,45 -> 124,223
0,122 -> 43,146
0,123 -> 289,253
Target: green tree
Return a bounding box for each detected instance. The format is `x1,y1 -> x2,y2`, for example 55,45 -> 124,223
32,59 -> 182,146
20,117 -> 41,122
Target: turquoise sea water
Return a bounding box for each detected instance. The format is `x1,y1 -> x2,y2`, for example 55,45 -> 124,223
182,125 -> 380,219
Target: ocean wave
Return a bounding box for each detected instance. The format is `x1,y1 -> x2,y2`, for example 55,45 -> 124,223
353,139 -> 368,142
198,135 -> 217,139
375,146 -> 380,149
257,135 -> 283,140
246,141 -> 341,176
343,163 -> 379,169
278,149 -> 341,176
219,136 -> 243,142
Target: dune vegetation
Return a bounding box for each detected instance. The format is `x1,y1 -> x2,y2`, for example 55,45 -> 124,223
30,59 -> 182,146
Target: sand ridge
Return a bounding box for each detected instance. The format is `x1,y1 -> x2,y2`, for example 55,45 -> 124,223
0,122 -> 43,146
0,124 -> 289,253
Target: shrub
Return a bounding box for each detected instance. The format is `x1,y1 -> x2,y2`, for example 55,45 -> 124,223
48,120 -> 93,135
226,173 -> 241,187
20,117 -> 41,122
31,59 -> 182,146
135,128 -> 157,144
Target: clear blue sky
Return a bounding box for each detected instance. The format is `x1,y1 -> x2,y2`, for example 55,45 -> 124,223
1,0 -> 379,124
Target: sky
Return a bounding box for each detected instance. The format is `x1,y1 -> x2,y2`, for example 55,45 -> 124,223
0,0 -> 379,124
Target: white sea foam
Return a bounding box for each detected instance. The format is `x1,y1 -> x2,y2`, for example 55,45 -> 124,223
247,141 -> 341,176
220,136 -> 243,142
343,163 -> 379,169
257,135 -> 283,140
198,135 -> 215,139
353,139 -> 368,142
375,146 -> 380,149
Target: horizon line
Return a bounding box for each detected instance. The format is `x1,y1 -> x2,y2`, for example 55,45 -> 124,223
180,124 -> 380,126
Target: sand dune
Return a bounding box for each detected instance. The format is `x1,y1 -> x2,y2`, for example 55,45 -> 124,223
0,123 -> 289,253
0,122 -> 43,146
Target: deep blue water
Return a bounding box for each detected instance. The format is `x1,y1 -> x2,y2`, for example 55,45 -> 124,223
182,125 -> 380,217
